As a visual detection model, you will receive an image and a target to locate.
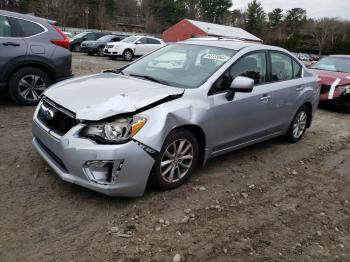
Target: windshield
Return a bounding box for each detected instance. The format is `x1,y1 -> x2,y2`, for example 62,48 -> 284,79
312,56 -> 350,73
97,35 -> 114,41
122,44 -> 236,88
121,36 -> 139,43
73,32 -> 88,39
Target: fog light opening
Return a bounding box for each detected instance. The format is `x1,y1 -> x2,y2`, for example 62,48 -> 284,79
84,160 -> 124,185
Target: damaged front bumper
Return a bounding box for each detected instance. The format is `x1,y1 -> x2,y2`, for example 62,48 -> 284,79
32,115 -> 156,197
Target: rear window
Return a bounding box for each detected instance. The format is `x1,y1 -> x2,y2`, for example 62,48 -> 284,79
147,38 -> 161,44
15,18 -> 45,37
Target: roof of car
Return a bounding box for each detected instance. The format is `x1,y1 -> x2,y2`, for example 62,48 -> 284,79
181,38 -> 278,51
329,55 -> 350,59
0,9 -> 55,24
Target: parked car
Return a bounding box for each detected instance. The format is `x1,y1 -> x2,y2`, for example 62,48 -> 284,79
32,39 -> 319,197
69,31 -> 108,52
310,55 -> 350,112
63,31 -> 73,39
81,34 -> 126,56
298,53 -> 310,62
104,35 -> 165,61
0,10 -> 72,105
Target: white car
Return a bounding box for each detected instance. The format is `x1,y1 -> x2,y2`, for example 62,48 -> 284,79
104,35 -> 165,61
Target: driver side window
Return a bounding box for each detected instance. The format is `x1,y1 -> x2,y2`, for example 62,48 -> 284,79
211,52 -> 267,94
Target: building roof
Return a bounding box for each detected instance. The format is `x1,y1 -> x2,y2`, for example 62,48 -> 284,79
186,19 -> 262,43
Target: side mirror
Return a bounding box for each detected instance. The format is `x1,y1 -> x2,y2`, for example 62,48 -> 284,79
135,41 -> 141,44
225,76 -> 254,101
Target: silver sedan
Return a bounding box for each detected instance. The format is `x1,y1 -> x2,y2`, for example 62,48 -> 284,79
32,39 -> 320,197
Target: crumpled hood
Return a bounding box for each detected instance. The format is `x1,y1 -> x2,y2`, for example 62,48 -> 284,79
310,69 -> 350,86
44,73 -> 184,121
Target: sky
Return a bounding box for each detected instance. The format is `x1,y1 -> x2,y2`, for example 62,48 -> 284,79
232,0 -> 350,20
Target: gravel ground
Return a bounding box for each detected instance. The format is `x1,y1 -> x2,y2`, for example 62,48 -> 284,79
0,53 -> 350,262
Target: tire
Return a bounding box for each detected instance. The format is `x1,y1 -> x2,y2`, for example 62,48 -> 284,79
97,47 -> 104,57
73,44 -> 81,52
285,105 -> 310,143
123,49 -> 133,61
150,129 -> 199,190
8,67 -> 52,106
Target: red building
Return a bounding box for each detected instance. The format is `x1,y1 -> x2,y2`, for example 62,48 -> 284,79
163,19 -> 262,43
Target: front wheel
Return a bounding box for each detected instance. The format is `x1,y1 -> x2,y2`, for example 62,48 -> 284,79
73,44 -> 81,52
150,129 -> 198,190
285,105 -> 310,143
123,49 -> 133,61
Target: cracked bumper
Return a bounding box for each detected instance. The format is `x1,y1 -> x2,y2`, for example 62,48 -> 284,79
32,118 -> 155,197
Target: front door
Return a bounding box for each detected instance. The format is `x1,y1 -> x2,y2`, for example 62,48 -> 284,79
0,15 -> 27,82
205,51 -> 279,155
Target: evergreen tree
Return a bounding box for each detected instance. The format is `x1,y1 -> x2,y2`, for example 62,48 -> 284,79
245,0 -> 265,36
268,8 -> 283,28
199,0 -> 232,23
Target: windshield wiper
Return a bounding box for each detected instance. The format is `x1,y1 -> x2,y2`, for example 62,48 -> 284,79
104,69 -> 124,75
128,74 -> 170,85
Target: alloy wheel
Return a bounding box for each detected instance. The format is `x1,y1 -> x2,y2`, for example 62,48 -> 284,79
98,47 -> 104,56
124,50 -> 133,61
160,139 -> 194,183
293,110 -> 307,139
18,75 -> 47,101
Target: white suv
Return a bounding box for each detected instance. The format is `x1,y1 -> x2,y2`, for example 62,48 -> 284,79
104,35 -> 165,61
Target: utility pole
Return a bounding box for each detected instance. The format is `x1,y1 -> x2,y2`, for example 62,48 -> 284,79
85,7 -> 89,29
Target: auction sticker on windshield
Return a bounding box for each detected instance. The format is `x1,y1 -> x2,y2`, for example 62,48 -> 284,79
203,54 -> 231,62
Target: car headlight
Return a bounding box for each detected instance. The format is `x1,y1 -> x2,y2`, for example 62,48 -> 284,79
82,116 -> 147,144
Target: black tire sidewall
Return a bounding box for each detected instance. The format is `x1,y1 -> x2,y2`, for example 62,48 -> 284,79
98,47 -> 104,57
150,129 -> 199,190
8,67 -> 51,106
123,49 -> 133,61
74,44 -> 81,52
285,105 -> 310,143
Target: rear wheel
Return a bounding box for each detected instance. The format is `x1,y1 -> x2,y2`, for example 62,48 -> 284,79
8,67 -> 51,106
97,47 -> 104,57
285,105 -> 310,143
150,129 -> 198,190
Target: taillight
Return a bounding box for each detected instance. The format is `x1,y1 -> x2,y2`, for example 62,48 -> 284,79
51,25 -> 70,49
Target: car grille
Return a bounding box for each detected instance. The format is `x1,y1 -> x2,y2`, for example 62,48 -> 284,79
321,84 -> 330,94
37,98 -> 77,136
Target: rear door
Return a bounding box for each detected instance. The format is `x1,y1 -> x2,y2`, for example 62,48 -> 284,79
266,51 -> 304,129
146,38 -> 163,53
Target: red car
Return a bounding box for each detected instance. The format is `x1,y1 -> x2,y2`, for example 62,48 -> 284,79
309,55 -> 350,112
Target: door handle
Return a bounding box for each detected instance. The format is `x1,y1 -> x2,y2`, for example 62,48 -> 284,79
260,95 -> 271,103
2,42 -> 20,47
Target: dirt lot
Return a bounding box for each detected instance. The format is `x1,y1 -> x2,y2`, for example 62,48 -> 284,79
0,53 -> 350,262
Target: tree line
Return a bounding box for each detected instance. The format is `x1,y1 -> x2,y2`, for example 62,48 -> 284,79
1,0 -> 350,54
